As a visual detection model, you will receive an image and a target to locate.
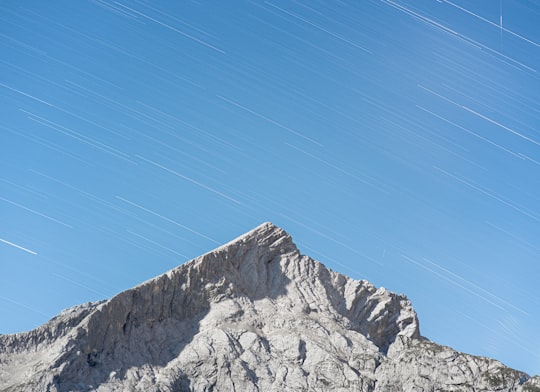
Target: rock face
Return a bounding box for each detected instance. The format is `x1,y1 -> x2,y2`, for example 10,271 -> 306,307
0,222 -> 538,391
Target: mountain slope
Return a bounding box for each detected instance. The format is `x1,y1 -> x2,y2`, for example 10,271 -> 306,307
0,222 -> 538,392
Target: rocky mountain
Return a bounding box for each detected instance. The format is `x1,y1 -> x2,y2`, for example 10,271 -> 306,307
0,222 -> 538,392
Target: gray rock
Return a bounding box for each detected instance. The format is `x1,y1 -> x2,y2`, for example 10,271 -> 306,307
0,222 -> 536,391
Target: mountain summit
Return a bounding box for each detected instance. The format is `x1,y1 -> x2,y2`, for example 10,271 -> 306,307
1,222 -> 538,391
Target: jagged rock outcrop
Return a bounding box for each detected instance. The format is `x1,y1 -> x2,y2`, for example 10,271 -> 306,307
0,222 -> 537,391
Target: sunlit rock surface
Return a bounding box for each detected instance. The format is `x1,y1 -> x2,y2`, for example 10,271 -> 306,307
0,222 -> 537,391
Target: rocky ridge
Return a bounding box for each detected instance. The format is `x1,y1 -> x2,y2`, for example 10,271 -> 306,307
0,222 -> 538,391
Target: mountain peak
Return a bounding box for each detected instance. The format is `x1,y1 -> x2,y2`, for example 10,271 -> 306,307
1,224 -> 537,391
208,221 -> 297,264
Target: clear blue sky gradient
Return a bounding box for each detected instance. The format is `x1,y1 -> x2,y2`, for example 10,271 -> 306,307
1,0 -> 539,375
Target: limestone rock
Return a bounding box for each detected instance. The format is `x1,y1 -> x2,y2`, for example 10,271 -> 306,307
0,222 -> 536,391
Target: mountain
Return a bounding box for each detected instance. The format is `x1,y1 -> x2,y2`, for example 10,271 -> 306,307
1,222 -> 538,392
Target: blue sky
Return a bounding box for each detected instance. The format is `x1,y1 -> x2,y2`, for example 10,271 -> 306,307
1,0 -> 539,375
